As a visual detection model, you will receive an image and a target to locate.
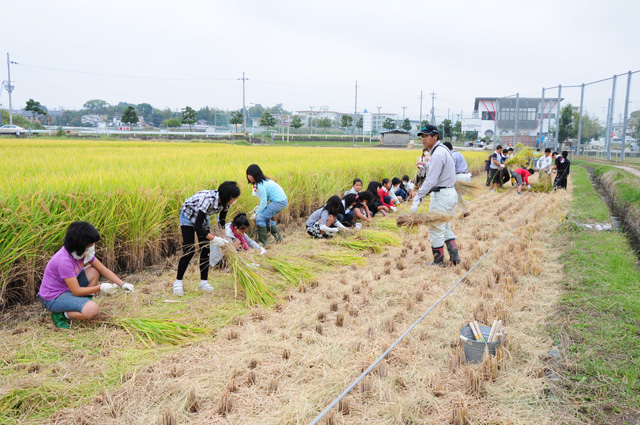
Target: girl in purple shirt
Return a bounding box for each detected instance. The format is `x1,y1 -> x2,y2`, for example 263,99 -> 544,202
38,222 -> 133,329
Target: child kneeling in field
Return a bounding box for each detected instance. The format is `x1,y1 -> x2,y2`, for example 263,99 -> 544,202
210,213 -> 266,267
38,222 -> 133,329
340,192 -> 372,226
306,196 -> 350,239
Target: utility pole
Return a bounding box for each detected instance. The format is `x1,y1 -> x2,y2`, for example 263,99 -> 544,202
429,91 -> 436,125
620,71 -> 632,162
353,81 -> 358,145
238,72 -> 248,134
418,90 -> 423,127
554,85 -> 562,151
606,75 -> 617,161
309,106 -> 314,135
6,53 -> 16,126
376,106 -> 381,134
402,106 -> 407,120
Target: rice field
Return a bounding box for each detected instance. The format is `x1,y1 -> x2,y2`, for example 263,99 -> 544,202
0,138 -> 487,306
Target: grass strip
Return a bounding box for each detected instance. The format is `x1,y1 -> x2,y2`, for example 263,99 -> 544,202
554,165 -> 640,421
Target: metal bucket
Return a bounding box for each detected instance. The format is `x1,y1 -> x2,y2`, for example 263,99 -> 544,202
459,324 -> 503,364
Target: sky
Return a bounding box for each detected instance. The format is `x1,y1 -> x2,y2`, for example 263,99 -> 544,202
1,0 -> 639,122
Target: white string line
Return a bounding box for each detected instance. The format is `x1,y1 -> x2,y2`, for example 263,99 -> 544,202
309,188 -> 552,425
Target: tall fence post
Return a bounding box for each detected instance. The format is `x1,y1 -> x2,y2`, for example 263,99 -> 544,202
577,83 -> 585,157
538,88 -> 545,149
606,75 -> 617,161
620,71 -> 632,162
514,93 -> 520,146
554,85 -> 562,151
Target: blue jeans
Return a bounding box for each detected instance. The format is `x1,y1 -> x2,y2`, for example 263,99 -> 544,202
38,270 -> 92,313
179,208 -> 210,227
256,200 -> 288,227
396,189 -> 407,200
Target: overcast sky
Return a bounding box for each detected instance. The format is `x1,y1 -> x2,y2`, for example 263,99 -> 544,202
2,0 -> 639,121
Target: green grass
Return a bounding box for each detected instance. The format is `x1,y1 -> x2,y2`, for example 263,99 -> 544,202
554,164 -> 640,421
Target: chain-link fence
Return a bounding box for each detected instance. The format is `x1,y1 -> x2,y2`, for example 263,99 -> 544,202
479,70 -> 640,161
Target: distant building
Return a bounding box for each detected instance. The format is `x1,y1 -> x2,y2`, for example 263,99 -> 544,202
82,115 -> 105,127
379,129 -> 411,147
470,97 -> 560,147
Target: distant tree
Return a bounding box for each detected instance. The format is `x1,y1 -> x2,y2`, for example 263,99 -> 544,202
260,111 -> 277,129
290,115 -> 303,132
442,119 -> 452,138
453,120 -> 462,137
83,99 -> 109,115
150,108 -> 174,127
248,104 -> 265,119
317,117 -> 332,133
121,106 -> 139,127
382,117 -> 396,130
230,110 -> 244,132
181,106 -> 198,131
341,114 -> 353,128
558,104 -> 575,142
401,118 -> 412,131
137,103 -> 153,118
574,111 -> 602,144
25,99 -> 47,123
356,117 -> 363,130
416,120 -> 430,130
268,103 -> 289,115
197,106 -> 211,123
164,118 -> 181,128
629,110 -> 640,141
60,110 -> 84,127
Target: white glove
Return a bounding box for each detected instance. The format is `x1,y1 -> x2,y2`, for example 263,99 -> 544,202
390,206 -> 397,212
354,223 -> 362,230
250,213 -> 257,220
500,164 -> 505,168
121,282 -> 134,292
527,185 -> 531,189
100,283 -> 119,295
211,236 -> 230,247
320,224 -> 339,234
335,221 -> 348,230
410,204 -> 418,213
259,247 -> 266,255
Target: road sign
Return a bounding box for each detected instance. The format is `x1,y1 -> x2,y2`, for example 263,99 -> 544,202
119,126 -> 130,131
363,112 -> 373,132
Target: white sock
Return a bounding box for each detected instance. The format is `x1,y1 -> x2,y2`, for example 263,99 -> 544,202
173,280 -> 183,287
199,280 -> 208,287
64,312 -> 70,319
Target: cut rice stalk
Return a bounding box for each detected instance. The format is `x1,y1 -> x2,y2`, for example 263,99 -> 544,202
310,251 -> 367,266
226,247 -> 277,306
264,257 -> 316,286
454,180 -> 483,199
110,317 -> 207,348
356,230 -> 402,247
396,212 -> 453,228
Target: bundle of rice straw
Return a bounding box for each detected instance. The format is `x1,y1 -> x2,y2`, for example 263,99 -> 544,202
264,257 -> 316,286
531,171 -> 553,193
505,146 -> 535,169
396,212 -> 453,227
454,180 -> 482,199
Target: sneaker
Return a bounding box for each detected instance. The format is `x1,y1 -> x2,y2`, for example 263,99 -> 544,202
173,283 -> 185,296
490,189 -> 496,192
198,282 -> 214,293
51,312 -> 70,329
517,192 -> 522,195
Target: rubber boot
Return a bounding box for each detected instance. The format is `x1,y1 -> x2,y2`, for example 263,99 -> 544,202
257,226 -> 269,247
51,312 -> 70,329
426,246 -> 445,267
269,223 -> 283,242
445,239 -> 461,265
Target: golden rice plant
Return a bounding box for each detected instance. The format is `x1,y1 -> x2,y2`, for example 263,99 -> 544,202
225,247 -> 277,307
310,251 -> 366,266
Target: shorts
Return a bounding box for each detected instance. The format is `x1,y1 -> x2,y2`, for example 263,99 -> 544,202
488,168 -> 500,184
38,270 -> 93,313
306,223 -> 323,239
511,172 -> 523,186
179,208 -> 210,228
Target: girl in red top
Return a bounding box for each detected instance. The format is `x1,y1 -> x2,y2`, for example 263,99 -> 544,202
511,168 -> 535,195
378,179 -> 398,212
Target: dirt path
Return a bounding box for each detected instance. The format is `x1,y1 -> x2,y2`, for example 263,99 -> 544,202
8,179 -> 573,425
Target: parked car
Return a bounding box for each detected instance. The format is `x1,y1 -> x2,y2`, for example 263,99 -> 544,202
0,124 -> 26,135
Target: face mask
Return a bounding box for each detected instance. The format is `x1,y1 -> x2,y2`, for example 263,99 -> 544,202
72,245 -> 95,261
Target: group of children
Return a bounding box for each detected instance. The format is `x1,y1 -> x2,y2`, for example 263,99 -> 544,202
305,175 -> 415,239
486,145 -> 571,193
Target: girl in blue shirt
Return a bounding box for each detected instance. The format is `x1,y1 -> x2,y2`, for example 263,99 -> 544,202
246,164 -> 288,246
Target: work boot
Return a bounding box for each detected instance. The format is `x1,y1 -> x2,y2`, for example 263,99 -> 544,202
51,312 -> 70,329
445,239 -> 461,265
257,226 -> 269,247
426,246 -> 445,267
269,224 -> 284,242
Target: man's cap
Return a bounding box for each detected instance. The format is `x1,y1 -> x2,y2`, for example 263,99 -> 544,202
417,124 -> 438,136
